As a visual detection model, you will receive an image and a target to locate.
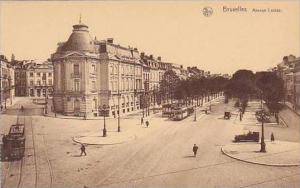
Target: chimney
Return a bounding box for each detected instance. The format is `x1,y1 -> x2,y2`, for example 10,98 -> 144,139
141,52 -> 145,58
107,38 -> 114,43
134,47 -> 138,51
150,55 -> 153,59
157,56 -> 161,61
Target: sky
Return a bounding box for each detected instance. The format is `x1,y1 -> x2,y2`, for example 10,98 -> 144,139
0,1 -> 299,74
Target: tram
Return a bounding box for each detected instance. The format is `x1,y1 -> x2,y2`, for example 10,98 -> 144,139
1,115 -> 26,160
171,106 -> 194,121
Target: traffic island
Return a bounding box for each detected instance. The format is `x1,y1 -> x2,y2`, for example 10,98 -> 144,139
72,131 -> 136,145
221,141 -> 300,166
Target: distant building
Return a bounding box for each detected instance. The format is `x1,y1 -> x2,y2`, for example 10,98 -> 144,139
276,55 -> 300,111
0,55 -> 15,108
293,61 -> 300,110
26,61 -> 53,98
14,61 -> 27,96
187,66 -> 205,78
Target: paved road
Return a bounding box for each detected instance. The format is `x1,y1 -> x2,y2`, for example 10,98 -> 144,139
1,99 -> 299,188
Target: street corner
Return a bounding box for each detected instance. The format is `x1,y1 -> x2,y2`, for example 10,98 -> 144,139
72,131 -> 137,145
221,141 -> 300,167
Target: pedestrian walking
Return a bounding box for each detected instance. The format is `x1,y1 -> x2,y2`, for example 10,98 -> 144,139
271,132 -> 275,142
193,144 -> 198,157
145,120 -> 149,128
80,144 -> 87,156
141,117 -> 144,125
21,105 -> 24,112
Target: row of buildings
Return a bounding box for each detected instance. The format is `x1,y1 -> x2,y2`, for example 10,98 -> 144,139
50,20 -> 223,117
1,20 -> 227,116
270,55 -> 300,113
0,56 -> 54,109
0,55 -> 15,108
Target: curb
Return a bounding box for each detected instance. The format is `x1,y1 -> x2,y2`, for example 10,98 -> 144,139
71,136 -> 132,146
221,146 -> 300,167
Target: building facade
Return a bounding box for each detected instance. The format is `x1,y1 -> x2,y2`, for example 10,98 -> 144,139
51,22 -> 144,117
26,61 -> 53,98
0,55 -> 15,108
293,61 -> 300,110
14,61 -> 27,96
275,55 -> 300,112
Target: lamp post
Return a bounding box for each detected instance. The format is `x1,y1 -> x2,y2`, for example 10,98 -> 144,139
45,92 -> 48,114
260,92 -> 266,152
99,104 -> 109,137
194,104 -> 197,121
117,93 -> 121,132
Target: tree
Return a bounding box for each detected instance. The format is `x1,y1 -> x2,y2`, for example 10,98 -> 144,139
159,70 -> 180,103
225,69 -> 256,100
255,71 -> 284,112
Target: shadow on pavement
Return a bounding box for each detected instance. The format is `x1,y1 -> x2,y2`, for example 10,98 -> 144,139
71,154 -> 84,157
183,155 -> 195,158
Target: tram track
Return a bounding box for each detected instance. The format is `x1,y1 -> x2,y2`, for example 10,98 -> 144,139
2,108 -> 54,188
42,134 -> 54,188
2,111 -> 25,188
29,115 -> 38,188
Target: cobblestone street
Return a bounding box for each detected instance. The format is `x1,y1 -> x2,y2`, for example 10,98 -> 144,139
1,98 -> 299,188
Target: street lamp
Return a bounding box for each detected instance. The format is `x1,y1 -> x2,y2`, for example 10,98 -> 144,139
194,104 -> 197,121
98,104 -> 109,137
260,92 -> 266,152
117,93 -> 121,132
45,92 -> 48,114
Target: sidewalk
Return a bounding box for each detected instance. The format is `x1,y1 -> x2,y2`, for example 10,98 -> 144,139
45,95 -> 223,120
221,140 -> 300,166
285,101 -> 300,117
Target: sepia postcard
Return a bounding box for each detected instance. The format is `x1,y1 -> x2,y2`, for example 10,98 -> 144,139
0,0 -> 299,188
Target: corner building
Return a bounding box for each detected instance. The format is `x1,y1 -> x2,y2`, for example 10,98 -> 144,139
51,22 -> 143,117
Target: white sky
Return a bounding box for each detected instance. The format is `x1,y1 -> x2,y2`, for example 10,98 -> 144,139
0,1 -> 299,74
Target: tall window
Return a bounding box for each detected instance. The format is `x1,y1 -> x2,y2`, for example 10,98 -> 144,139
30,80 -> 34,86
91,64 -> 96,73
48,79 -> 52,85
30,72 -> 34,77
92,81 -> 96,90
37,80 -> 41,86
30,89 -> 34,97
93,99 -> 97,110
42,73 -> 46,80
74,64 -> 79,75
37,72 -> 41,77
48,72 -> 52,77
74,79 -> 80,91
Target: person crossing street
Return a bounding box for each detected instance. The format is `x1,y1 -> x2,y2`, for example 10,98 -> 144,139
80,144 -> 87,156
193,144 -> 198,157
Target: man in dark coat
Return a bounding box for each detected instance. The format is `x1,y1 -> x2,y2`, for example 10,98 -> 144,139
146,120 -> 149,128
193,144 -> 198,157
80,144 -> 87,156
271,132 -> 275,142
